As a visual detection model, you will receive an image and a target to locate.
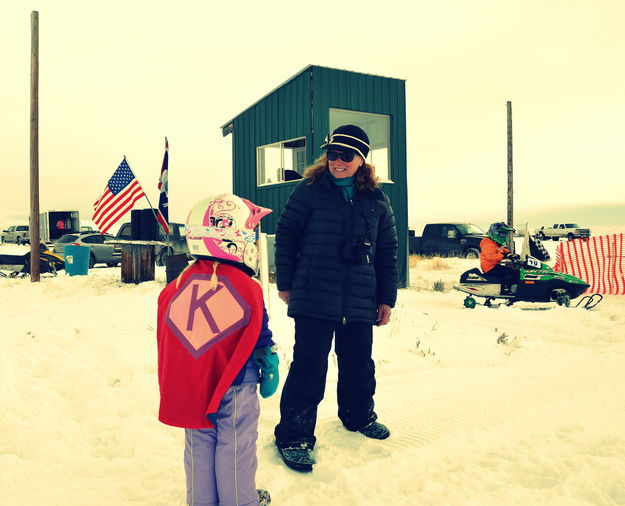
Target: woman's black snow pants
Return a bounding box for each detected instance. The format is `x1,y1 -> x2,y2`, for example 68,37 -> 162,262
274,315 -> 377,449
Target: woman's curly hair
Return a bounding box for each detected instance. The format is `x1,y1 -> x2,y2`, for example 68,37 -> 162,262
303,153 -> 379,192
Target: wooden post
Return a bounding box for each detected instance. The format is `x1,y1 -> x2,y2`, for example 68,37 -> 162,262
121,243 -> 155,283
506,101 -> 514,252
30,11 -> 41,281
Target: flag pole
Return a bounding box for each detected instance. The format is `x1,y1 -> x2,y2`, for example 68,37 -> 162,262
160,137 -> 171,254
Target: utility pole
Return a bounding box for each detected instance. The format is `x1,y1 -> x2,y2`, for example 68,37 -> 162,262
506,101 -> 514,252
30,11 -> 41,281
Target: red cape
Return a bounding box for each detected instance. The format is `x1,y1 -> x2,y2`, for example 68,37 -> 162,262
157,261 -> 263,428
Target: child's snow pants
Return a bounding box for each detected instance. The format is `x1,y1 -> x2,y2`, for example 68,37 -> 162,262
184,383 -> 260,506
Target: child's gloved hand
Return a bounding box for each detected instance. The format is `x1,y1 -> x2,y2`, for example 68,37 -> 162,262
254,346 -> 280,398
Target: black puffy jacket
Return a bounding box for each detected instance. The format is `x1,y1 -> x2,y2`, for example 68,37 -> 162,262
275,172 -> 398,324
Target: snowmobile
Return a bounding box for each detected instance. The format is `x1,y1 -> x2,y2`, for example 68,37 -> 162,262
0,243 -> 65,278
454,232 -> 602,310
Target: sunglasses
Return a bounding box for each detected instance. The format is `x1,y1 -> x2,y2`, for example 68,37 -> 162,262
326,150 -> 356,163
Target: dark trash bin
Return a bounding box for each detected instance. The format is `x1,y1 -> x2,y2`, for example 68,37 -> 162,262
165,253 -> 189,284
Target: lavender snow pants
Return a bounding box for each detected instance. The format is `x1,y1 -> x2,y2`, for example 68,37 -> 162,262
184,384 -> 260,506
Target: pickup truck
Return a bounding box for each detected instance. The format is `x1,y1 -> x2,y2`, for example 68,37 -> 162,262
536,223 -> 591,241
409,223 -> 486,259
115,221 -> 190,266
1,225 -> 30,244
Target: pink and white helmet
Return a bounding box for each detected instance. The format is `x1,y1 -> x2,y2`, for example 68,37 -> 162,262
185,193 -> 272,271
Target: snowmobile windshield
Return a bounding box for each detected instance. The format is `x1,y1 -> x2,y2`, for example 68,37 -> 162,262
456,224 -> 485,235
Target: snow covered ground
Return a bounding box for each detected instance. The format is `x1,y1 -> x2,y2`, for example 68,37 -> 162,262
1,232 -> 624,506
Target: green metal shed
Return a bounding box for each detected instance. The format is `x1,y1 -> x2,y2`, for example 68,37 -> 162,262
221,64 -> 408,287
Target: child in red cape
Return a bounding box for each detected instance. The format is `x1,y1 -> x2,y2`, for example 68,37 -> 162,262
157,193 -> 277,506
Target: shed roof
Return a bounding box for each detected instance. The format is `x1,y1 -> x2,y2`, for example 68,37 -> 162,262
220,64 -> 404,136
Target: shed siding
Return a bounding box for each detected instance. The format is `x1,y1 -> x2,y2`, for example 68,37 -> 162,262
231,69 -> 311,233
228,65 -> 409,286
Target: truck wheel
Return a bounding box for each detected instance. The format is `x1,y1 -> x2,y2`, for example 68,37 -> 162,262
552,237 -> 559,241
89,254 -> 96,269
106,262 -> 118,267
464,248 -> 480,259
16,237 -> 21,245
567,233 -> 575,241
0,237 -> 4,243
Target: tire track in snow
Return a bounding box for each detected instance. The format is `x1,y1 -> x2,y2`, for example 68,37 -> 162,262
377,357 -> 623,450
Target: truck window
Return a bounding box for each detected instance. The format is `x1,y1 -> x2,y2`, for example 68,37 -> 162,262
455,224 -> 484,235
441,225 -> 456,239
118,224 -> 132,240
424,225 -> 441,236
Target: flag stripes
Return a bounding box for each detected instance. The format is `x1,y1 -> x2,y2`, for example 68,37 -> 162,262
93,158 -> 146,234
555,234 -> 625,295
93,181 -> 145,233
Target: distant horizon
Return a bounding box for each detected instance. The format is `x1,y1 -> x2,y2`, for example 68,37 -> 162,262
409,201 -> 625,231
2,201 -> 623,237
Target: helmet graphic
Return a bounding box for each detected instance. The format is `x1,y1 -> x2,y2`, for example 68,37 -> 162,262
487,222 -> 515,246
185,193 -> 272,272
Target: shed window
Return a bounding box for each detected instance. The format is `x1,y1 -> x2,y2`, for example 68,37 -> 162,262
257,137 -> 306,186
329,109 -> 391,182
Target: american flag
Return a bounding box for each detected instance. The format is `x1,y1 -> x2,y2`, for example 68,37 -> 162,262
93,158 -> 145,234
156,138 -> 170,235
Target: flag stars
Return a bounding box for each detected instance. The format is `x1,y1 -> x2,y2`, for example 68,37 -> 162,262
108,160 -> 135,195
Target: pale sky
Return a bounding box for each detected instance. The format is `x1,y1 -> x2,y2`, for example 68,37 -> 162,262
3,0 -> 624,229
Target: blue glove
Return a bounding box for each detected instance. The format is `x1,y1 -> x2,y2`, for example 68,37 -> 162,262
254,346 -> 280,398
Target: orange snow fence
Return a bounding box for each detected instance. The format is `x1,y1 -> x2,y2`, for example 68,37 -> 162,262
554,234 -> 625,295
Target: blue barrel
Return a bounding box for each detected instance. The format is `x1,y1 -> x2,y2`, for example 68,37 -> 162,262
65,244 -> 90,276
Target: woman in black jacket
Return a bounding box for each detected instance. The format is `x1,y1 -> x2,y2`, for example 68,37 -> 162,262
274,125 -> 398,472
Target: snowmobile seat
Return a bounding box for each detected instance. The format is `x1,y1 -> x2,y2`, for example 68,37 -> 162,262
0,253 -> 29,274
460,267 -> 504,285
460,267 -> 481,281
481,271 -> 504,284
460,268 -> 488,283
